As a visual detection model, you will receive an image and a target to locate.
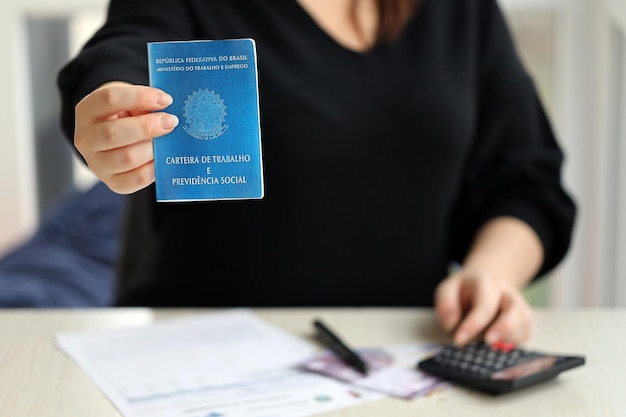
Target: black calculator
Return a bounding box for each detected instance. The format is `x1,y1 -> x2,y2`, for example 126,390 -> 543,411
417,341 -> 585,394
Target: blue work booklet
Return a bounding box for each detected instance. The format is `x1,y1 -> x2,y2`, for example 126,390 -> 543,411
147,39 -> 264,202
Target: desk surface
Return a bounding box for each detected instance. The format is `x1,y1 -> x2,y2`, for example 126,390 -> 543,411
0,308 -> 622,417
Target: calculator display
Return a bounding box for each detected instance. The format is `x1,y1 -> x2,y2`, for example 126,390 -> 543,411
490,356 -> 557,380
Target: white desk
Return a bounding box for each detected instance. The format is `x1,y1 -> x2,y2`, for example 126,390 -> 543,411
0,308 -> 622,416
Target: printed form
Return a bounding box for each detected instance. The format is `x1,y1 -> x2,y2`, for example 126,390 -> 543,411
55,309 -> 379,417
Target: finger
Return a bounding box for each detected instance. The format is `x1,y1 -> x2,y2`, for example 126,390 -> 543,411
484,293 -> 533,345
453,282 -> 500,346
107,160 -> 156,195
88,139 -> 156,181
86,111 -> 179,153
78,84 -> 173,121
434,275 -> 463,332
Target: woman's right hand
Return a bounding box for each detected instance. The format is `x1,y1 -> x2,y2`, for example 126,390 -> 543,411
74,81 -> 179,194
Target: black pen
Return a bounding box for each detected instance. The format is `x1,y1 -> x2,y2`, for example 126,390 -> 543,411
313,318 -> 369,375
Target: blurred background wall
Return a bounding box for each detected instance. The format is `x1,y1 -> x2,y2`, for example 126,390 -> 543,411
1,0 -> 625,307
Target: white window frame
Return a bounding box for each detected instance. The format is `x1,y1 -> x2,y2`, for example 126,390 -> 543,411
0,0 -> 105,254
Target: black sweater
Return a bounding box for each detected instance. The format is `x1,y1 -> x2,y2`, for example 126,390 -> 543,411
57,0 -> 576,307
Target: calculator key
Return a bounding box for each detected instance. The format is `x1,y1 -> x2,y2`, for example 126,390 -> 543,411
491,341 -> 516,352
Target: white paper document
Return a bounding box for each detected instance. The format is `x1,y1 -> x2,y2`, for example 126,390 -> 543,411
55,309 -> 379,417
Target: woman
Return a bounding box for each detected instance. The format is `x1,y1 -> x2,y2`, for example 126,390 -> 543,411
57,0 -> 577,346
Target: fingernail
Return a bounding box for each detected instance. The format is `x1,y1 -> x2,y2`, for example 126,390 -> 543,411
157,93 -> 173,106
160,114 -> 179,129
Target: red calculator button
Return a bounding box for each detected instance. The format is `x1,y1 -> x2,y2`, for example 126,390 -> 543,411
491,341 -> 516,352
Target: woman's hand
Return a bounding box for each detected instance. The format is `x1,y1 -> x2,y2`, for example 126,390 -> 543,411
432,217 -> 544,346
74,81 -> 179,194
434,268 -> 534,347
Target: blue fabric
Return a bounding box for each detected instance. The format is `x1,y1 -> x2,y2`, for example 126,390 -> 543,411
0,182 -> 123,307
